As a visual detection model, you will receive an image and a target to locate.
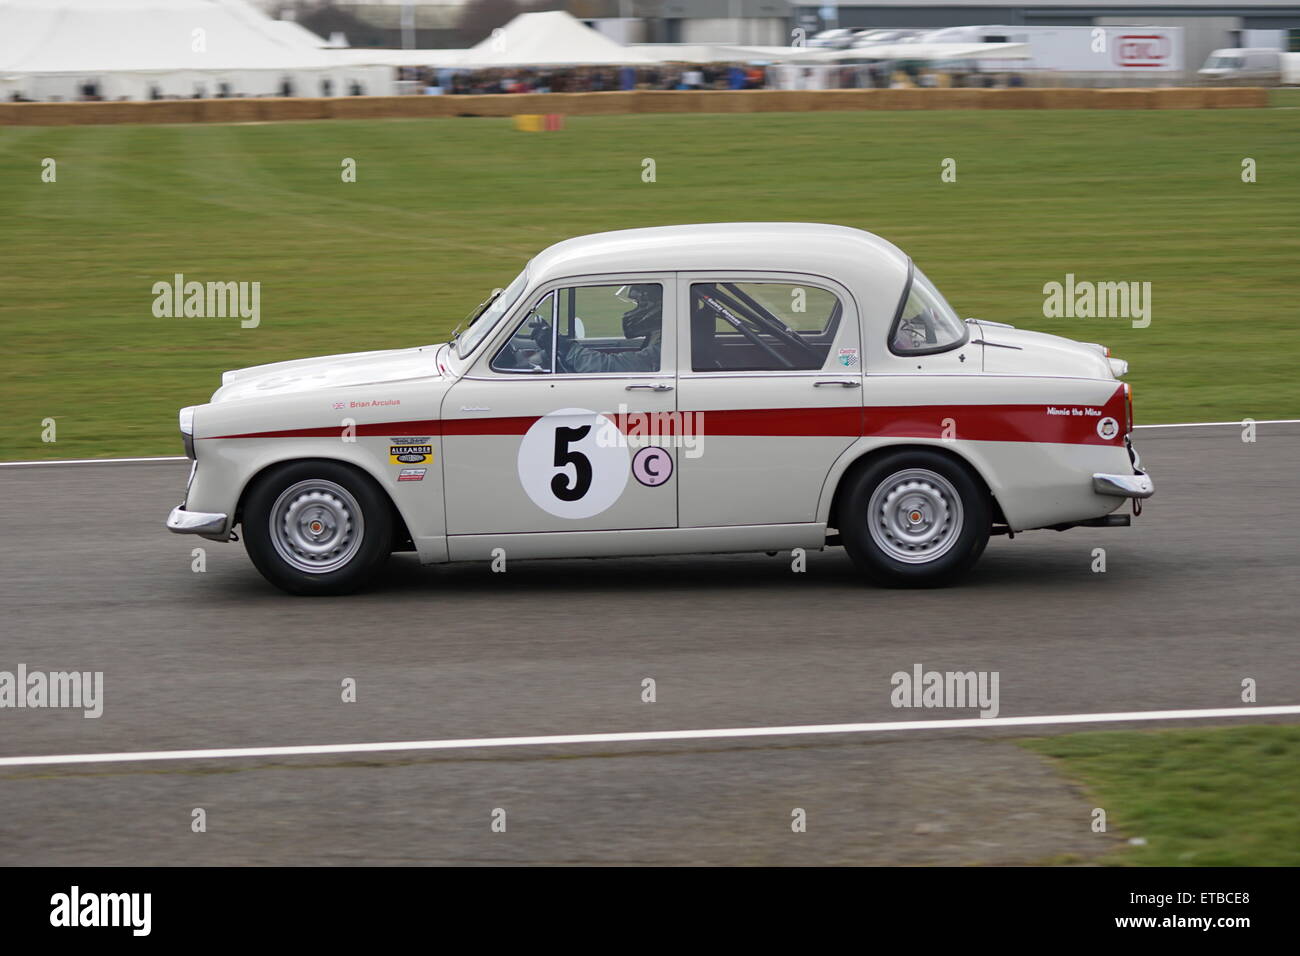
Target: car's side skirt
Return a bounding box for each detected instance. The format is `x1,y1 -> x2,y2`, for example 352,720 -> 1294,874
444,523 -> 827,563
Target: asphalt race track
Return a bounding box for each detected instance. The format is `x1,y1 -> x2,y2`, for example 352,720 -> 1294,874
1,423 -> 1297,865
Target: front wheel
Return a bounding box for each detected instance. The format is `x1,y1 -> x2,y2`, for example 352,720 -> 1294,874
839,450 -> 990,588
242,461 -> 393,595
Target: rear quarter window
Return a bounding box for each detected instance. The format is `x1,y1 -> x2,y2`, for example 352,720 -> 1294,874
690,281 -> 842,372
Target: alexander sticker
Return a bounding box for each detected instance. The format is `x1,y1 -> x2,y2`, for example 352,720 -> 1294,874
390,443 -> 432,465
397,468 -> 426,482
1096,417 -> 1119,440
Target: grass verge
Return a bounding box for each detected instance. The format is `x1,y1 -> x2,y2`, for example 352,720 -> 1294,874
1,109 -> 1296,458
1021,724 -> 1300,865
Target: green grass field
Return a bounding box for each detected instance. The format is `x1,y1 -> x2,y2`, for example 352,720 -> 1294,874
1021,725 -> 1300,866
1,107 -> 1297,459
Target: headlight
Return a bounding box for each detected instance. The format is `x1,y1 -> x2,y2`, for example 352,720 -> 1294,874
179,406 -> 196,459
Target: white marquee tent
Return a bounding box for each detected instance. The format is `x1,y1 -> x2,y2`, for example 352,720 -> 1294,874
0,0 -> 393,101
455,11 -> 656,68
261,18 -> 331,51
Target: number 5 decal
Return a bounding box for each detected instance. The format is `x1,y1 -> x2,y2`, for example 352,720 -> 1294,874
551,425 -> 593,501
518,409 -> 629,519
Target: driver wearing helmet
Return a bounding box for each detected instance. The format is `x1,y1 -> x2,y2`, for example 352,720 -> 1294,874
537,285 -> 662,373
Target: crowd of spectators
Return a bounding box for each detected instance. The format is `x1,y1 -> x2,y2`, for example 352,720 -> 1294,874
400,63 -> 769,95
7,61 -> 1030,103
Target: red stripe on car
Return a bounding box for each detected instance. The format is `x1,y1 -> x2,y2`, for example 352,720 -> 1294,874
207,387 -> 1126,446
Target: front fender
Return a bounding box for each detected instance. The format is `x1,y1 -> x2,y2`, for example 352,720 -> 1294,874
186,437 -> 449,563
186,383 -> 451,563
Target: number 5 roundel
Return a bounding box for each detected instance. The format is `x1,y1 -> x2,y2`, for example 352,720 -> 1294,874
517,409 -> 629,519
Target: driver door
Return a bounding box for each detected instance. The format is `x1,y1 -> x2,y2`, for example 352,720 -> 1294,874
441,275 -> 679,538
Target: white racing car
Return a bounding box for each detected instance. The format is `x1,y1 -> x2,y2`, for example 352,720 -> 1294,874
166,223 -> 1153,595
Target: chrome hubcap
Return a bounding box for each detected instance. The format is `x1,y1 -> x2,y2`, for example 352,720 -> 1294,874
867,468 -> 964,564
269,479 -> 364,574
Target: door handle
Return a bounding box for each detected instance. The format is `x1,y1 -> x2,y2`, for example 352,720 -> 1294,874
626,383 -> 674,391
813,380 -> 861,388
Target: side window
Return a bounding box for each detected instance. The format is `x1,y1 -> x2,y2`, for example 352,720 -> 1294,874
555,284 -> 662,374
491,284 -> 665,375
690,281 -> 841,372
491,292 -> 555,373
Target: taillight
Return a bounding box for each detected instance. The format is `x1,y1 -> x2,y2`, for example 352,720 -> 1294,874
1124,383 -> 1134,434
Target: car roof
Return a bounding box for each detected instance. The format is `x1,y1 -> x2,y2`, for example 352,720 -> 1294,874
527,223 -> 911,292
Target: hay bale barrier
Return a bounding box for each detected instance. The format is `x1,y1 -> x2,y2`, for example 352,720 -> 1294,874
0,87 -> 1269,127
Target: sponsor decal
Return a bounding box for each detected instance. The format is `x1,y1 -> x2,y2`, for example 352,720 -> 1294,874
397,468 -> 426,482
390,443 -> 432,465
836,347 -> 860,368
1097,417 -> 1119,440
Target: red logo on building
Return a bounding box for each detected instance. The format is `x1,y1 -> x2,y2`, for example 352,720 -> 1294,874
1116,34 -> 1170,68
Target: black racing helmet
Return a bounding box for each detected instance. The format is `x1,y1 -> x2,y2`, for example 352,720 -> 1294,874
618,284 -> 662,339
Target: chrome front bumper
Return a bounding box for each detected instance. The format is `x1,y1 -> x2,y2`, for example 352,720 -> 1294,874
1092,472 -> 1155,498
166,504 -> 230,538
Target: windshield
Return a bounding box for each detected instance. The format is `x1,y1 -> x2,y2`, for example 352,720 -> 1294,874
889,268 -> 968,355
1205,56 -> 1242,69
455,269 -> 528,360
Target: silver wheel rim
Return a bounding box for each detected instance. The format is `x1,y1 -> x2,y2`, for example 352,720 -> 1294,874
867,468 -> 964,565
269,479 -> 365,575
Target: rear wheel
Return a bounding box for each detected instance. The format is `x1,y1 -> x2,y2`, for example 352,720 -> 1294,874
839,450 -> 990,587
242,461 -> 392,595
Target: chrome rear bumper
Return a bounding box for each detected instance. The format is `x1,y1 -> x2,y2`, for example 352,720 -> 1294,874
1092,472 -> 1155,498
166,504 -> 230,538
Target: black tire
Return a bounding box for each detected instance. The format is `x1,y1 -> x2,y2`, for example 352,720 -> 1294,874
839,449 -> 990,588
242,460 -> 393,596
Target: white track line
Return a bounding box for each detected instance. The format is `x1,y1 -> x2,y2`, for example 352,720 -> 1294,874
2,419 -> 1297,468
1134,419 -> 1300,429
2,705 -> 1297,769
0,456 -> 187,467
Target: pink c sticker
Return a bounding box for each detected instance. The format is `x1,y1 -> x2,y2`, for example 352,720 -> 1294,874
631,446 -> 673,487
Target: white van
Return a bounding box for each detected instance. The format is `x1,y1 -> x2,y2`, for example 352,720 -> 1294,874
1198,48 -> 1293,84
